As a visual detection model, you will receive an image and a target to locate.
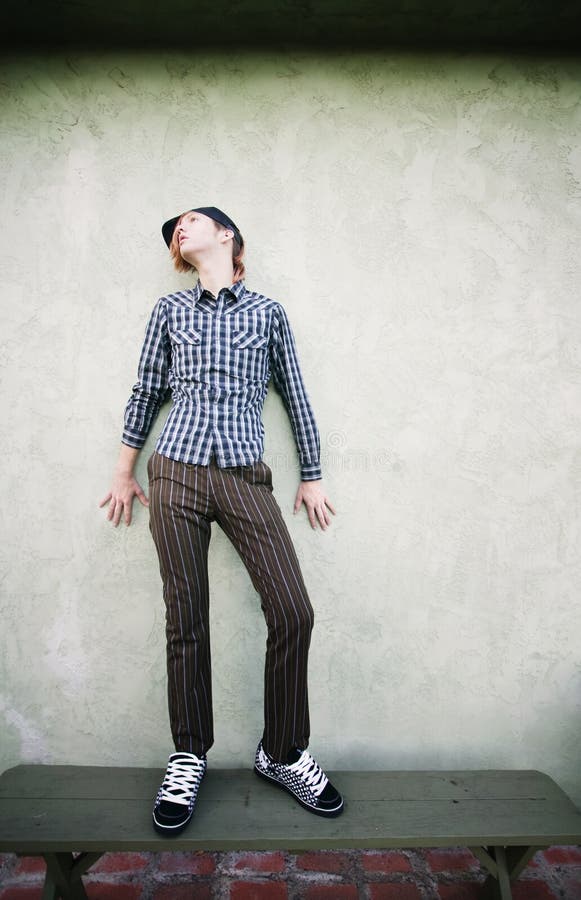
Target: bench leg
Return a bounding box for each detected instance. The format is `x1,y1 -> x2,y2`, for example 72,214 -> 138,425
42,852 -> 103,900
494,846 -> 512,900
469,845 -> 546,900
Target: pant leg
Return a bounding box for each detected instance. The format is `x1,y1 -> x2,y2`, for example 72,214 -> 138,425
147,451 -> 215,756
208,458 -> 315,762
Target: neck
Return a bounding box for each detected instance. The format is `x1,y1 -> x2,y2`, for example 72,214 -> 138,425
196,259 -> 236,298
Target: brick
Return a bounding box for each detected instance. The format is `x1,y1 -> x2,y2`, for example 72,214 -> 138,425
0,888 -> 43,900
295,851 -> 350,873
92,852 -> 149,873
86,885 -> 143,899
12,857 -> 46,876
425,849 -> 479,873
229,883 -> 287,900
511,881 -> 557,900
543,845 -> 581,865
362,851 -> 412,873
437,885 -> 484,899
369,886 -> 422,899
302,888 -> 358,900
153,887 -> 212,900
233,852 -> 285,873
157,851 -> 216,875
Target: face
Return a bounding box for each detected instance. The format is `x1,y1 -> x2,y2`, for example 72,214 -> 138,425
175,211 -> 231,261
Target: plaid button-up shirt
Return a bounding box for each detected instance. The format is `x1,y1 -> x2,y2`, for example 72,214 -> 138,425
122,278 -> 322,480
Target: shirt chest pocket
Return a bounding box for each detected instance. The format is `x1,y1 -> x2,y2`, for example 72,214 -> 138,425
231,330 -> 268,351
170,328 -> 202,346
169,328 -> 203,376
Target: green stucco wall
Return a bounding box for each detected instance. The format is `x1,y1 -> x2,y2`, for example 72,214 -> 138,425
1,50 -> 581,803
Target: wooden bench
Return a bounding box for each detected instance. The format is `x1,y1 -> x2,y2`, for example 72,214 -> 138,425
2,765 -> 581,899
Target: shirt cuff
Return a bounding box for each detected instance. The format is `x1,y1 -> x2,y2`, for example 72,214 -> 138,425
300,462 -> 322,481
121,431 -> 146,450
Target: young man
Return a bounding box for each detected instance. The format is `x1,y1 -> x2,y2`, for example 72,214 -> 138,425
100,206 -> 343,835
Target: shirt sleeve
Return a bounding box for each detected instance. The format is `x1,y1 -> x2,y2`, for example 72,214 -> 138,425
122,298 -> 171,449
269,303 -> 322,481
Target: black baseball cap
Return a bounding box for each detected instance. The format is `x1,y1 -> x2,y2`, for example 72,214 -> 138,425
162,206 -> 242,248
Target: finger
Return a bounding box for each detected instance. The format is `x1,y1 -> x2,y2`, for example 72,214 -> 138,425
136,489 -> 149,507
99,492 -> 112,508
112,500 -> 124,527
308,506 -> 318,530
106,498 -> 116,522
324,498 -> 337,515
317,506 -> 329,530
124,504 -> 132,526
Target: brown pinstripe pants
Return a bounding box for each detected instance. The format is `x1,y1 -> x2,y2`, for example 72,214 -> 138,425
147,450 -> 315,763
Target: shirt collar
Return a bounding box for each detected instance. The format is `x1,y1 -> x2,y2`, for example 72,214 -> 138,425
194,277 -> 246,307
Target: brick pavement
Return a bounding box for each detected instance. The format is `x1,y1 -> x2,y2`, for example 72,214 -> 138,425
2,846 -> 581,898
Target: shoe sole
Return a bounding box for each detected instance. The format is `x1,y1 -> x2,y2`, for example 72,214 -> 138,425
152,811 -> 194,836
254,765 -> 344,817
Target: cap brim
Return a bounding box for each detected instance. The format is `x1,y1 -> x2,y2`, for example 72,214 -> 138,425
162,214 -> 182,248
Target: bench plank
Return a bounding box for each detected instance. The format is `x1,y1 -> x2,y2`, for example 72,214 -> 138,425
0,765 -> 569,802
2,797 -> 581,851
1,766 -> 581,852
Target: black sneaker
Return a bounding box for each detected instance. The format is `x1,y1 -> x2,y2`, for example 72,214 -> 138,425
152,751 -> 207,835
254,740 -> 344,817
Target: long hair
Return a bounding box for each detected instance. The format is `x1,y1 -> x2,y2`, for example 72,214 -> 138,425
169,214 -> 246,281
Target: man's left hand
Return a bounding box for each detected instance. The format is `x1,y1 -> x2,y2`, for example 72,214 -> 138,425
294,480 -> 336,531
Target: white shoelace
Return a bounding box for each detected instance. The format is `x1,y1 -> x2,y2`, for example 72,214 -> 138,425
289,750 -> 329,797
159,756 -> 206,806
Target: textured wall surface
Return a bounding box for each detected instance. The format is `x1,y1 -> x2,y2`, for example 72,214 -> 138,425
1,50 -> 580,802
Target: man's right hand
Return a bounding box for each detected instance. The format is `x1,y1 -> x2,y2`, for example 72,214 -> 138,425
99,475 -> 149,527
99,445 -> 147,527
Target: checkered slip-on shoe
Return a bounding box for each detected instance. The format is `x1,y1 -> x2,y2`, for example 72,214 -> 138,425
152,751 -> 207,835
254,740 -> 344,817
